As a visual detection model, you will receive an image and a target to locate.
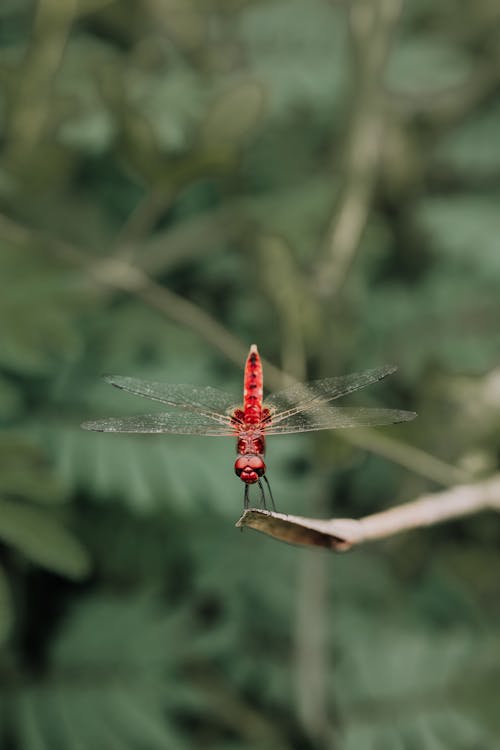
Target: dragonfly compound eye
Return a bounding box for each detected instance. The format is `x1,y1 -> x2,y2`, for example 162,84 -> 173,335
247,455 -> 265,475
234,455 -> 266,484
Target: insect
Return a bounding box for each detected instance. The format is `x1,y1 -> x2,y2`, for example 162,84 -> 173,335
82,345 -> 416,509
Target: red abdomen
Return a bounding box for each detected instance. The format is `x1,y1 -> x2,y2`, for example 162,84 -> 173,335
243,344 -> 263,424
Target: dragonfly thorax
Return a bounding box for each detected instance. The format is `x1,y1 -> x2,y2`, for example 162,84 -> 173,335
237,433 -> 265,456
234,454 -> 266,484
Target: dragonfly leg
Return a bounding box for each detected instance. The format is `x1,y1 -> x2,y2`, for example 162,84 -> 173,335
257,479 -> 266,509
244,484 -> 249,510
262,474 -> 276,512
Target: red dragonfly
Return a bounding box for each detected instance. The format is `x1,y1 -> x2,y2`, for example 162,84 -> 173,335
82,345 -> 416,508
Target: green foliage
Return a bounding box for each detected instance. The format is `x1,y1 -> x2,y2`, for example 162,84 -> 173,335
435,101 -> 500,174
0,245 -> 86,375
386,34 -> 472,93
0,434 -> 90,582
240,0 -> 347,117
55,35 -> 118,155
0,0 -> 499,748
14,593 -> 193,750
0,498 -> 90,579
0,436 -> 65,505
0,501 -> 90,579
417,195 -> 500,276
333,620 -> 498,749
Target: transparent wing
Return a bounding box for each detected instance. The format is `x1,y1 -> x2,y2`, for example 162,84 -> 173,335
265,365 -> 398,424
82,411 -> 237,435
103,376 -> 239,426
261,407 -> 416,435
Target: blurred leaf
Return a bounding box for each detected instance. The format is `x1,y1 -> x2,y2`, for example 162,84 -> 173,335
353,193 -> 500,376
240,0 -> 347,117
239,177 -> 335,255
417,195 -> 500,276
125,56 -> 205,153
258,234 -> 320,350
0,435 -> 66,505
333,619 -> 499,749
0,375 -> 22,420
0,0 -> 33,17
81,305 -> 219,380
0,245 -> 85,375
55,36 -> 117,154
76,502 -> 185,586
358,272 -> 500,377
0,499 -> 91,579
51,426 -> 236,513
146,0 -> 204,52
435,101 -> 500,175
52,592 -> 188,670
386,34 -> 472,93
15,593 -> 193,750
201,80 -> 266,148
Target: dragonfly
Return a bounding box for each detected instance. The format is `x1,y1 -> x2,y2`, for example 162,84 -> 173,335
82,345 -> 416,509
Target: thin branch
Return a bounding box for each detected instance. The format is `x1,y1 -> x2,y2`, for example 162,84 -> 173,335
236,474 -> 500,550
111,152 -> 237,261
93,260 -> 252,368
111,186 -> 175,257
313,0 -> 402,298
338,427 -> 470,487
132,205 -> 250,278
5,0 -> 76,158
258,235 -> 309,384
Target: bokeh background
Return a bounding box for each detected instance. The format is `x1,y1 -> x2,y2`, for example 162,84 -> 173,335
1,0 -> 500,748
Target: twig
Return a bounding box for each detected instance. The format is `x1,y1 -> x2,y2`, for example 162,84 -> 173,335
339,427 -> 470,487
5,0 -> 76,158
258,235 -> 309,382
236,474 -> 500,550
93,260 -> 251,367
111,152 -> 237,261
313,0 -> 401,298
135,205 -> 250,277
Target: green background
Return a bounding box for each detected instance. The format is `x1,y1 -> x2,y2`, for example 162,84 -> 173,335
0,0 -> 499,748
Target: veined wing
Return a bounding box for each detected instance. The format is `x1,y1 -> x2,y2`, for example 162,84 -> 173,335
82,411 -> 237,435
261,406 -> 416,435
103,376 -> 239,426
265,365 -> 398,424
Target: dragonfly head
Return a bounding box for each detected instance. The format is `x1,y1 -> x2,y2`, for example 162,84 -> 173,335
234,454 -> 266,484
